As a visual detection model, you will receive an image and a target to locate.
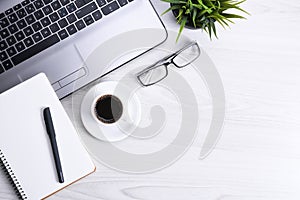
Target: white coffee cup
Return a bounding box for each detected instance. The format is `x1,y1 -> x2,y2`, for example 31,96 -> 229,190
81,81 -> 141,142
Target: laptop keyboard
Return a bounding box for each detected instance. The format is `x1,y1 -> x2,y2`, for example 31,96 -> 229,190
0,0 -> 133,74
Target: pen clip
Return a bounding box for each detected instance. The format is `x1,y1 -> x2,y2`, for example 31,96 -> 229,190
43,107 -> 56,138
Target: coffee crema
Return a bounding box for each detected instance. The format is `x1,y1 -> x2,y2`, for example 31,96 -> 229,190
94,94 -> 123,124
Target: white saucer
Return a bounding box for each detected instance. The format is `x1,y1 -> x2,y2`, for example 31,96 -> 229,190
80,81 -> 141,142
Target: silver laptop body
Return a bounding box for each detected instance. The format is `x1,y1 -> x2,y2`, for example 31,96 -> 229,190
0,0 -> 167,98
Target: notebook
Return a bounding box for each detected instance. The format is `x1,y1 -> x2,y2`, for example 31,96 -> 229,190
0,73 -> 96,199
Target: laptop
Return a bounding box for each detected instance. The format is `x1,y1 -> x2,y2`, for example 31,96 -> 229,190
0,0 -> 167,98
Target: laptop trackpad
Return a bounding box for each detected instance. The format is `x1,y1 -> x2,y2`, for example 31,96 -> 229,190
18,44 -> 85,85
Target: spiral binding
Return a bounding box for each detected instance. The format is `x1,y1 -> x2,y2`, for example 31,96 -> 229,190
0,149 -> 27,200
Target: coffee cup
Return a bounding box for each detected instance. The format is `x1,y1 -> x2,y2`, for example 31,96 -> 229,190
81,81 -> 141,142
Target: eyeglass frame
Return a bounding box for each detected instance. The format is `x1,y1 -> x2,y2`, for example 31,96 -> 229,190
136,41 -> 201,87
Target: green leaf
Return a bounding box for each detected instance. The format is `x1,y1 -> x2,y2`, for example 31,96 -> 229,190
234,0 -> 247,6
197,9 -> 209,17
161,5 -> 182,16
222,13 -> 246,19
192,3 -> 202,10
185,9 -> 191,15
211,19 -> 218,39
179,8 -> 185,18
176,16 -> 187,42
209,14 -> 226,29
192,9 -> 197,27
207,22 -> 212,39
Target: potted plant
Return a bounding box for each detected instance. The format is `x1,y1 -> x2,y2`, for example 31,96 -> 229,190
161,0 -> 249,41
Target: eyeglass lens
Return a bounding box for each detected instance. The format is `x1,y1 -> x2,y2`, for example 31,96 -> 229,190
173,43 -> 200,68
138,64 -> 168,86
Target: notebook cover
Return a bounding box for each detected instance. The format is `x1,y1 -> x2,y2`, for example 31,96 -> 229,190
0,73 -> 95,199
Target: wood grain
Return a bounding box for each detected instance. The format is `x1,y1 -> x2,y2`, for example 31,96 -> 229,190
1,0 -> 300,199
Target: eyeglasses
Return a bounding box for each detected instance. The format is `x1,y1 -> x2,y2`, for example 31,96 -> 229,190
136,41 -> 201,87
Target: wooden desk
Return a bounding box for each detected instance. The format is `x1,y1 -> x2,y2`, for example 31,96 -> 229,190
1,0 -> 300,199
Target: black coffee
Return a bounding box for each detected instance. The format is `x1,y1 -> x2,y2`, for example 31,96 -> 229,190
94,94 -> 123,124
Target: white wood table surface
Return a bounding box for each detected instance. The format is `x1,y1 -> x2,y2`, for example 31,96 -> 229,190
1,0 -> 300,199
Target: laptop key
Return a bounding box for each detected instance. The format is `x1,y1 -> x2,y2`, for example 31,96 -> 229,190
117,0 -> 128,7
24,26 -> 34,36
34,0 -> 45,9
60,0 -> 70,6
32,21 -> 43,31
51,1 -> 62,10
22,0 -> 31,6
6,46 -> 17,57
67,14 -> 77,23
8,24 -> 18,34
50,23 -> 60,33
66,24 -> 77,35
0,40 -> 8,51
49,12 -> 59,22
58,29 -> 68,40
41,27 -> 51,37
5,8 -> 14,16
25,14 -> 35,25
11,34 -> 60,65
16,9 -> 27,19
0,18 -> 9,28
0,51 -> 8,62
96,0 -> 106,7
15,41 -> 26,52
92,10 -> 102,21
34,10 -> 45,20
58,18 -> 68,28
75,0 -> 86,8
2,60 -> 13,70
101,1 -> 119,15
15,31 -> 25,41
24,37 -> 34,47
42,5 -> 53,15
6,36 -> 17,46
7,13 -> 18,24
0,29 -> 10,39
0,13 -> 4,19
83,15 -> 94,26
25,4 -> 36,14
58,8 -> 68,17
75,19 -> 86,30
32,32 -> 43,42
13,4 -> 22,11
75,2 -> 97,19
17,19 -> 27,29
41,17 -> 51,27
66,3 -> 76,13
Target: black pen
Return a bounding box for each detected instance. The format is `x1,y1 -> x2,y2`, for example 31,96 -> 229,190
43,107 -> 64,183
